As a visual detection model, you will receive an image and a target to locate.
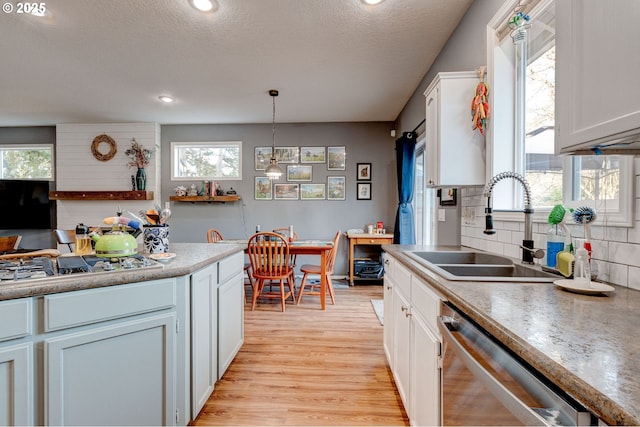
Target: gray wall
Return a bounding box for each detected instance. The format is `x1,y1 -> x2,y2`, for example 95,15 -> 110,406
0,126 -> 57,249
396,0 -> 504,246
161,122 -> 396,275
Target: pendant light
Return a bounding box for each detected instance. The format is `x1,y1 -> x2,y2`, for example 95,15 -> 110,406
265,89 -> 284,180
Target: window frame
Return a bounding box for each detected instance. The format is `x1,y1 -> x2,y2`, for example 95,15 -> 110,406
486,0 -> 633,227
0,144 -> 55,180
170,141 -> 242,181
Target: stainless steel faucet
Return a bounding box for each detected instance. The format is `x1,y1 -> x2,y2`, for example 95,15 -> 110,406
483,172 -> 535,264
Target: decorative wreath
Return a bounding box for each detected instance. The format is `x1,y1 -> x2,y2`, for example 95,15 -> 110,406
91,134 -> 118,161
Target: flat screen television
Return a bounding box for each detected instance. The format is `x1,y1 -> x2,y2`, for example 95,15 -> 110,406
0,180 -> 53,229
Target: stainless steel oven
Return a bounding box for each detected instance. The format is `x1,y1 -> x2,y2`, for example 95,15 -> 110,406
438,302 -> 597,426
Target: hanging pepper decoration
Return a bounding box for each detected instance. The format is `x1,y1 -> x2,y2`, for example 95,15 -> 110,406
471,81 -> 490,136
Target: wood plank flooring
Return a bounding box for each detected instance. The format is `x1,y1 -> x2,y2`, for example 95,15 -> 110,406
192,284 -> 409,426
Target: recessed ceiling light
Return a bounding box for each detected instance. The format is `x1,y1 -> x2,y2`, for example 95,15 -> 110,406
189,0 -> 218,12
158,95 -> 175,103
361,0 -> 385,5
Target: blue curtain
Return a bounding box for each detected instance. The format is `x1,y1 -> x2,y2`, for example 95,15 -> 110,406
393,132 -> 416,244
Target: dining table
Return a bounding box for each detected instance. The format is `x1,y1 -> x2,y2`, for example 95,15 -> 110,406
215,239 -> 334,310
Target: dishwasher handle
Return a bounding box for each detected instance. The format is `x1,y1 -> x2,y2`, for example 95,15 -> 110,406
438,316 -> 554,426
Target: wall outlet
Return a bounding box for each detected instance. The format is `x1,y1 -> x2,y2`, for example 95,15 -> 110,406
438,209 -> 446,222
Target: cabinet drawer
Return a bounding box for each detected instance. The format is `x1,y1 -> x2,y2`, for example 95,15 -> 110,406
411,277 -> 441,333
218,251 -> 244,284
353,237 -> 393,245
394,262 -> 412,298
44,279 -> 176,332
0,299 -> 32,342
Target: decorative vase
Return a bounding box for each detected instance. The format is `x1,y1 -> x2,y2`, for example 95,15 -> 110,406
136,168 -> 147,191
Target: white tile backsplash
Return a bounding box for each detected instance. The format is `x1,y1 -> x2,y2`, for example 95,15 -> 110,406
461,162 -> 640,288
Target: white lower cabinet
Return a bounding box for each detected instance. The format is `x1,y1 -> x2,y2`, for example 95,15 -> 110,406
218,271 -> 244,379
45,313 -> 176,426
0,298 -> 33,426
383,253 -> 442,426
0,343 -> 33,426
190,263 -> 218,418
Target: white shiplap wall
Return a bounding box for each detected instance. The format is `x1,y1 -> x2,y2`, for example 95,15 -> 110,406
54,123 -> 160,250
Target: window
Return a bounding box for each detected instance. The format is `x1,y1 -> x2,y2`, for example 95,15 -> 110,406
171,141 -> 242,181
488,0 -> 632,225
414,136 -> 436,245
0,144 -> 54,180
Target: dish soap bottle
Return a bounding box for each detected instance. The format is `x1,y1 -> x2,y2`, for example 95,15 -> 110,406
546,224 -> 565,268
574,246 -> 591,287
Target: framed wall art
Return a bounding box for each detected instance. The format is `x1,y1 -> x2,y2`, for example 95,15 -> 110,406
327,176 -> 345,200
357,182 -> 371,200
286,165 -> 312,181
327,146 -> 346,170
254,176 -> 272,200
255,147 -> 273,171
357,163 -> 371,181
274,183 -> 299,200
300,183 -> 326,200
300,146 -> 326,163
439,188 -> 457,206
274,147 -> 299,164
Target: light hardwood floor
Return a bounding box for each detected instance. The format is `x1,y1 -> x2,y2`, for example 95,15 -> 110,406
192,284 -> 409,426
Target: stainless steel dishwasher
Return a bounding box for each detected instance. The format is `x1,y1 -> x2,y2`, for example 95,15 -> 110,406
438,302 -> 597,426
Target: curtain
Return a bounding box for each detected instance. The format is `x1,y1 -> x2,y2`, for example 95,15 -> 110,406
393,132 -> 416,244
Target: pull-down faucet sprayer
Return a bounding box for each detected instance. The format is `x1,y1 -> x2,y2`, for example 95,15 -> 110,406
483,172 -> 535,264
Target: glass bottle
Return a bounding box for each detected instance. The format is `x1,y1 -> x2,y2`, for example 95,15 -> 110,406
546,225 -> 565,268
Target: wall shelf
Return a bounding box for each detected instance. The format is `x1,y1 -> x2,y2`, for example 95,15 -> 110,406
49,191 -> 154,201
169,195 -> 241,203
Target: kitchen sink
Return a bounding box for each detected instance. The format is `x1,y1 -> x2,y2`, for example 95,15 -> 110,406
410,251 -> 513,265
404,250 -> 558,282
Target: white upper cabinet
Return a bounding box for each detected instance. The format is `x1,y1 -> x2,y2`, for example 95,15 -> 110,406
556,0 -> 640,154
424,71 -> 486,187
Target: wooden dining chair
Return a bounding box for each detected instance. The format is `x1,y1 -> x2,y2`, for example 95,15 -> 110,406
297,230 -> 341,305
54,229 -> 75,252
246,232 -> 295,312
274,227 -> 299,285
0,235 -> 22,253
206,228 -> 224,243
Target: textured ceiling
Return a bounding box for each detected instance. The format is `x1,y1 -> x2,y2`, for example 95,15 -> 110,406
0,0 -> 473,126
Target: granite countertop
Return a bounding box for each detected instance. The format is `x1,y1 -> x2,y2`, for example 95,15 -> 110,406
383,244 -> 640,426
0,243 -> 245,301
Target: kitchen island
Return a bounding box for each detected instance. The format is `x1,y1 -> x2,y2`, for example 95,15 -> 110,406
0,243 -> 245,426
383,244 -> 640,426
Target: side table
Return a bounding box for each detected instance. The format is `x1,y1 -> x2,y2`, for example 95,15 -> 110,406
345,232 -> 394,285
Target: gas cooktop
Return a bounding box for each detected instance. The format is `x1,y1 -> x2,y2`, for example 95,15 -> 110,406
0,254 -> 164,282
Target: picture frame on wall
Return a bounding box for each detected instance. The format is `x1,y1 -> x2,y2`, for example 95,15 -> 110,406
286,165 -> 313,182
327,146 -> 346,170
357,182 -> 371,200
254,176 -> 272,200
255,147 -> 273,171
274,147 -> 299,164
357,163 -> 371,181
439,188 -> 457,206
274,183 -> 299,200
327,176 -> 346,200
300,146 -> 326,163
300,183 -> 326,200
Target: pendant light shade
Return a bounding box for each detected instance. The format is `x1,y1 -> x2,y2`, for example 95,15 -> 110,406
265,89 -> 283,180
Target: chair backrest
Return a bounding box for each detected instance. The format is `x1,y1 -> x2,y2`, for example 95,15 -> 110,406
0,235 -> 22,252
326,230 -> 342,274
54,229 -> 75,252
206,228 -> 224,243
274,227 -> 299,241
246,232 -> 290,277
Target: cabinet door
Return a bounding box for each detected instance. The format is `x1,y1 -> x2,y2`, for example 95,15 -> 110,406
191,263 -> 218,418
382,270 -> 395,365
218,271 -> 244,379
425,83 -> 440,186
411,313 -> 441,426
392,287 -> 411,410
0,343 -> 33,426
556,0 -> 640,153
45,313 -> 176,426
